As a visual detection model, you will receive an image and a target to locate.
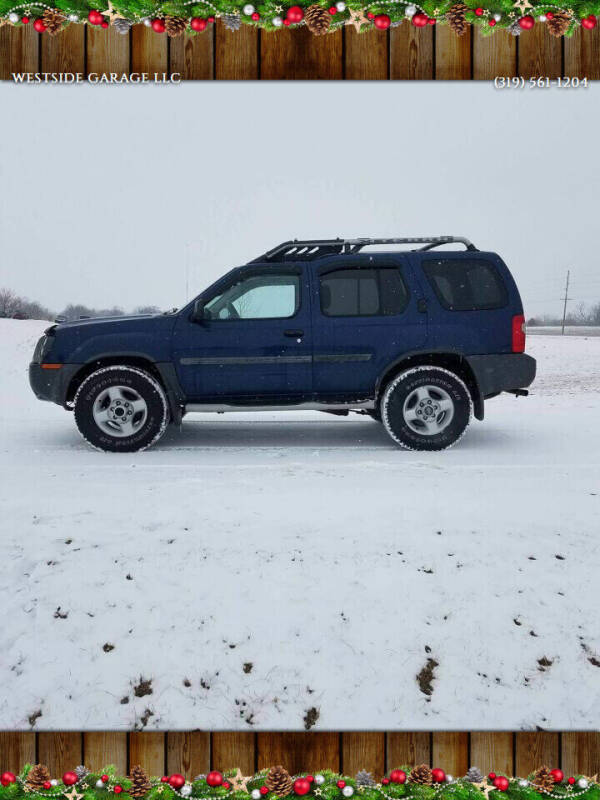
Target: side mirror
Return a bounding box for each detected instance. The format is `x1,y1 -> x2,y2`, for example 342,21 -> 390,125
191,298 -> 206,323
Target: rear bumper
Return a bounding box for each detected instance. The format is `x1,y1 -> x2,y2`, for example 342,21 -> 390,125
29,363 -> 79,406
466,353 -> 536,398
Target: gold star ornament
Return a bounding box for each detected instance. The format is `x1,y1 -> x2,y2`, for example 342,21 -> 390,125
472,782 -> 498,800
512,0 -> 533,12
63,789 -> 84,800
101,0 -> 125,21
230,771 -> 250,793
346,6 -> 370,30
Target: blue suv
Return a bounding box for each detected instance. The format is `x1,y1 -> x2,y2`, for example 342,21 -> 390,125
29,236 -> 536,452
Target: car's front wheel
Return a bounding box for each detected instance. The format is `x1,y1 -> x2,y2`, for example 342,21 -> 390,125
381,366 -> 472,451
74,365 -> 169,452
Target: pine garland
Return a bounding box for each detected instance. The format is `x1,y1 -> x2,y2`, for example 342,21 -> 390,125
0,765 -> 598,800
0,0 -> 597,35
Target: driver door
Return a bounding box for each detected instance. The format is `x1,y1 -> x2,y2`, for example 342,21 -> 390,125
172,266 -> 312,401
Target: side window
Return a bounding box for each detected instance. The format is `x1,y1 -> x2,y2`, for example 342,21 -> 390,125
204,273 -> 300,320
422,259 -> 508,311
320,267 -> 408,317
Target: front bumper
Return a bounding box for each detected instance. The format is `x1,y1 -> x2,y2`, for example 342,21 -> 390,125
466,353 -> 536,398
29,363 -> 80,406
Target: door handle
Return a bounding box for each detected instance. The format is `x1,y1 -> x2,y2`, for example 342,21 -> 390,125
284,329 -> 304,338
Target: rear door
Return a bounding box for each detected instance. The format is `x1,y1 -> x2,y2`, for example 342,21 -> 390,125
172,264 -> 313,401
310,254 -> 427,399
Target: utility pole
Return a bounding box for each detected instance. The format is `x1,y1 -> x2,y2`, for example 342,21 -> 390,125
561,269 -> 570,335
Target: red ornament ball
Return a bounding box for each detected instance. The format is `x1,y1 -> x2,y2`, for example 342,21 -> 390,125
283,17 -> 291,23
286,4 -> 304,21
337,782 -> 346,790
43,783 -> 52,791
431,770 -> 446,784
169,775 -> 186,790
427,17 -> 435,23
329,6 -> 337,12
190,15 -> 207,28
1,774 -> 16,788
518,13 -> 534,27
223,783 -> 230,790
101,20 -> 108,26
208,15 -> 215,21
381,780 -> 390,786
488,17 -> 496,24
87,9 -> 103,23
206,772 -> 224,788
568,779 -> 576,786
260,789 -> 269,796
582,14 -> 597,27
251,11 -> 260,18
411,11 -> 428,25
390,771 -> 407,785
102,777 -> 109,784
114,788 -> 123,795
474,6 -> 484,14
21,14 -> 29,22
161,778 -> 169,784
307,778 -> 314,784
33,17 -> 47,30
374,13 -> 391,27
294,780 -> 311,796
545,10 -> 553,16
366,10 -> 374,17
152,17 -> 166,31
550,771 -> 564,784
63,773 -> 78,787
493,778 -> 509,792
488,775 -> 496,781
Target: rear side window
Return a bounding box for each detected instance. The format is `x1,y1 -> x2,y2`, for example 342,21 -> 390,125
320,267 -> 408,317
422,258 -> 508,311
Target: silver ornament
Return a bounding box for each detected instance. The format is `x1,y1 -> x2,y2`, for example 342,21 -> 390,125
68,12 -> 79,20
97,781 -> 106,789
314,777 -> 326,786
8,11 -> 20,22
243,3 -> 254,13
252,792 -> 261,800
272,14 -> 283,24
538,13 -> 546,19
113,16 -> 132,33
142,15 -> 152,25
519,781 -> 528,788
335,0 -> 346,9
493,12 -> 501,19
405,3 -> 416,14
342,788 -> 354,798
578,780 -> 589,789
445,776 -> 454,784
222,11 -> 241,28
50,781 -> 58,787
180,786 -> 192,797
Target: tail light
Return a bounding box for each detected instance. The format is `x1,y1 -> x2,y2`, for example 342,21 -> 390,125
512,314 -> 526,353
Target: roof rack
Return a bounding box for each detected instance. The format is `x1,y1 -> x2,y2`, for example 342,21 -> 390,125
251,236 -> 477,262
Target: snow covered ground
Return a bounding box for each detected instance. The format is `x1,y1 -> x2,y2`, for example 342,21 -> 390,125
1,319 -> 599,731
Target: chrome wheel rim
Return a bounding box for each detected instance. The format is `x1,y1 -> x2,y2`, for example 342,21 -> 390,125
92,385 -> 148,438
402,384 -> 454,436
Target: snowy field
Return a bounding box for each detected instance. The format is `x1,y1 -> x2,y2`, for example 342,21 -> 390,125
1,319 -> 599,731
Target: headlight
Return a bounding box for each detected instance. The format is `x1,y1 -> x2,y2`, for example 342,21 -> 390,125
32,334 -> 54,363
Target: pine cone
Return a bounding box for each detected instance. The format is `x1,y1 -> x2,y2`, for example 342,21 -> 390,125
27,766 -> 52,791
508,18 -> 522,34
546,9 -> 571,36
465,768 -> 484,784
42,7 -> 64,34
130,766 -> 152,799
409,765 -> 433,786
446,2 -> 468,34
356,771 -> 376,788
532,767 -> 554,794
222,12 -> 242,29
165,14 -> 187,36
304,4 -> 330,34
265,767 -> 293,798
75,767 -> 90,782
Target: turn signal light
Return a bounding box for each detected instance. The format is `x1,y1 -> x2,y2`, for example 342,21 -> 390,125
41,363 -> 63,370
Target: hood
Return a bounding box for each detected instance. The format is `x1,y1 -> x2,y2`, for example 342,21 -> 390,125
54,313 -> 165,330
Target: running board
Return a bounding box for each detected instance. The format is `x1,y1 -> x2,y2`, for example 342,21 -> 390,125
184,400 -> 376,413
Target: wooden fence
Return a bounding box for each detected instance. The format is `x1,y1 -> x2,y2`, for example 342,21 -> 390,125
1,732 -> 600,778
1,23 -> 599,79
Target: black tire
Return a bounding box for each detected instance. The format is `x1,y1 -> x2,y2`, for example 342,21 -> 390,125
381,366 -> 472,451
74,366 -> 169,452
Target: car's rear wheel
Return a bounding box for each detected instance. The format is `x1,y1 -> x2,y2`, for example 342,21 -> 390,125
74,366 -> 169,452
381,366 -> 472,451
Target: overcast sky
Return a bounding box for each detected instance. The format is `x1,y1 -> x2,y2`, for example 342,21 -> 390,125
1,82 -> 598,319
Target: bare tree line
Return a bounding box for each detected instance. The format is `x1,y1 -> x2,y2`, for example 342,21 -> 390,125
0,287 -> 161,321
528,300 -> 600,327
